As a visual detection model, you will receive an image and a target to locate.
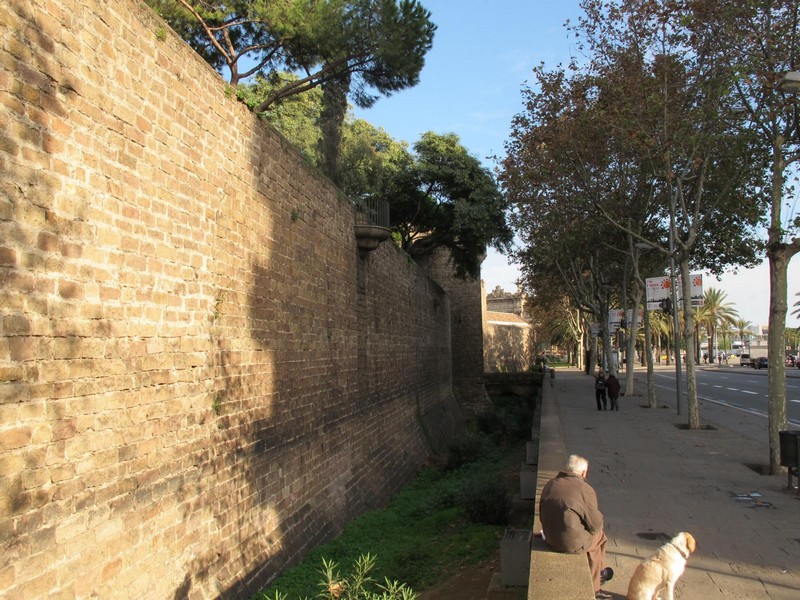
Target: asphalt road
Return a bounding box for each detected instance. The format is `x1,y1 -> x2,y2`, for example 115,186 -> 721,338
651,365 -> 800,428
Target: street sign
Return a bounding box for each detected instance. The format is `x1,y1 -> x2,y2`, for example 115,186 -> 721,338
626,308 -> 644,328
608,309 -> 626,332
645,273 -> 704,310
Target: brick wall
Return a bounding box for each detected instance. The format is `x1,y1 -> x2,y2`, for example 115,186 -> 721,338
0,1 -> 463,598
416,249 -> 491,415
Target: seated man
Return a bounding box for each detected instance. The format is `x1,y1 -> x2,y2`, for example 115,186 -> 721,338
539,454 -> 613,599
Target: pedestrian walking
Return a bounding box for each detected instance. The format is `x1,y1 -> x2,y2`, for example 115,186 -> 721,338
594,370 -> 607,410
605,373 -> 620,411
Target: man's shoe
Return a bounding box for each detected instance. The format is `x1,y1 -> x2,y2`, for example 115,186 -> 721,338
595,591 -> 613,600
600,567 -> 614,583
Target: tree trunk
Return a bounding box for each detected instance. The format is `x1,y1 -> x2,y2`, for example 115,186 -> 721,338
767,135 -> 791,474
625,285 -> 643,397
680,258 -> 700,429
643,298 -> 657,408
767,250 -> 789,473
318,73 -> 350,185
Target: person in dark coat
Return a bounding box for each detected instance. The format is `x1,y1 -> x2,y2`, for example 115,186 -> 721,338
594,369 -> 607,410
605,373 -> 620,411
539,454 -> 613,597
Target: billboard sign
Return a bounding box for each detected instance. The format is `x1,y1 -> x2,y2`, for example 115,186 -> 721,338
645,273 -> 704,310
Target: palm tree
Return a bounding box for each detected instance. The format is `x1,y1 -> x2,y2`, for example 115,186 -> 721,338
648,310 -> 672,365
699,288 -> 739,362
734,317 -> 753,348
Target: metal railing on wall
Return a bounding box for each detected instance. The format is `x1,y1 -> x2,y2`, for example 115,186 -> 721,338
354,197 -> 390,228
353,197 -> 390,254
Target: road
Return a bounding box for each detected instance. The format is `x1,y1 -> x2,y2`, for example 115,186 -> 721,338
650,365 -> 800,430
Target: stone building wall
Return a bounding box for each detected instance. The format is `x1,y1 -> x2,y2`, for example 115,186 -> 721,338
0,2 -> 463,598
484,312 -> 533,373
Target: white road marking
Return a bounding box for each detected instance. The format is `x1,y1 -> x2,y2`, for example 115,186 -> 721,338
654,379 -> 800,426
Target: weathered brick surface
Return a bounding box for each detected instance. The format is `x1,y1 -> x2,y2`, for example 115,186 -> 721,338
0,1 -> 464,598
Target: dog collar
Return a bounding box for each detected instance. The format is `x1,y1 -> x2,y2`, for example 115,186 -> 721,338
669,542 -> 689,560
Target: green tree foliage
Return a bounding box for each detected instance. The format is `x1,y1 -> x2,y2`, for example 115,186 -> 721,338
237,72 -> 324,163
339,119 -> 412,203
392,132 -> 513,279
145,0 -> 436,105
339,124 -> 512,278
504,0 -> 766,429
147,0 -> 435,183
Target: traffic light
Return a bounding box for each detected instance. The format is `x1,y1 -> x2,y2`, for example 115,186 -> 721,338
660,297 -> 672,314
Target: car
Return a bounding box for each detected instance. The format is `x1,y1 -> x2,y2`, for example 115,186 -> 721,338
739,353 -> 751,367
752,356 -> 769,369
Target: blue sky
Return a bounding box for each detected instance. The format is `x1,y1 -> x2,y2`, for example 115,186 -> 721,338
351,1 -> 799,328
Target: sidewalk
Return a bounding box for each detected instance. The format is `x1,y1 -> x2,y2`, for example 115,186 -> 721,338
549,368 -> 800,599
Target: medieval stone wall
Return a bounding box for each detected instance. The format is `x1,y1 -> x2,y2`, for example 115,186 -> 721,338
416,250 -> 491,415
0,1 -> 463,597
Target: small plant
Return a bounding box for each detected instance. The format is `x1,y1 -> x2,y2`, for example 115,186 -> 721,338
212,392 -> 222,415
264,554 -> 415,600
320,554 -> 415,600
154,26 -> 167,41
213,290 -> 227,320
224,85 -> 235,98
291,209 -> 301,222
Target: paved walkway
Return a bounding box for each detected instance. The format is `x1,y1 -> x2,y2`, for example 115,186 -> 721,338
549,368 -> 800,599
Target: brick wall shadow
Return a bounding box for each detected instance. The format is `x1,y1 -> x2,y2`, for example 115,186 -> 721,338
1,0 -> 87,538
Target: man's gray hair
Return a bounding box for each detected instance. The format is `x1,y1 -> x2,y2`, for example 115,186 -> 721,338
566,454 -> 589,474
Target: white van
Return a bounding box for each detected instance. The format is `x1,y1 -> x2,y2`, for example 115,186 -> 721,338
739,353 -> 751,367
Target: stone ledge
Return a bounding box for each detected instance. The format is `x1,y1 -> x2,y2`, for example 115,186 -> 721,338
528,537 -> 594,599
527,382 -> 595,600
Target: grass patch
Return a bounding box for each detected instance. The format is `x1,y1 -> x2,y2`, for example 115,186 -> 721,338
254,435 -> 526,600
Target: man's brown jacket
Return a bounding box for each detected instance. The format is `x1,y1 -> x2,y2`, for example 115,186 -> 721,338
538,471 -> 604,553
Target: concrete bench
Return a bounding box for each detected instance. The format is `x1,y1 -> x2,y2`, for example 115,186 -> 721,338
527,382 -> 595,600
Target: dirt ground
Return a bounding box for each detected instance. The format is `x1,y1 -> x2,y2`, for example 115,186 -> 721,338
415,555 -> 503,600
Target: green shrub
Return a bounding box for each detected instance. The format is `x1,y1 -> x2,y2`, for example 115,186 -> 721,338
475,402 -> 532,445
475,410 -> 505,439
460,478 -> 511,526
444,432 -> 486,470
